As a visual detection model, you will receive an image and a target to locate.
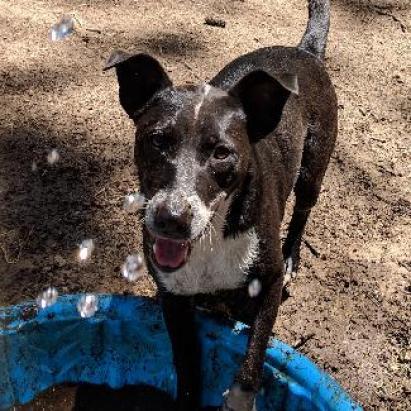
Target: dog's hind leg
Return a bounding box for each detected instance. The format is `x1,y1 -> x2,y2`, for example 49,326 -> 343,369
282,120 -> 337,284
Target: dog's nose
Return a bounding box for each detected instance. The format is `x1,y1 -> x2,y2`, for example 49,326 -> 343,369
154,202 -> 192,238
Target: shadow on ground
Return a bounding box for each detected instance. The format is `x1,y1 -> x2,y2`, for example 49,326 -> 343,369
0,120 -> 107,255
0,117 -> 116,303
1,65 -> 83,95
141,31 -> 206,57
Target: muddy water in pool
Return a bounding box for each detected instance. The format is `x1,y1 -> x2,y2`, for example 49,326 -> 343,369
15,384 -> 177,411
15,385 -> 220,411
0,0 -> 409,410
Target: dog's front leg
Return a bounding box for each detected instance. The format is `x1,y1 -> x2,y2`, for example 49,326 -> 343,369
222,264 -> 284,411
162,293 -> 202,411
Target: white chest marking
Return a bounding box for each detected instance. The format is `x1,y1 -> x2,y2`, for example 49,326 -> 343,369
155,227 -> 259,295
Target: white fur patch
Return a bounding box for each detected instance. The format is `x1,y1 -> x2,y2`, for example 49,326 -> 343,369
174,149 -> 212,238
145,148 -> 212,239
155,227 -> 259,295
154,196 -> 259,295
194,83 -> 211,120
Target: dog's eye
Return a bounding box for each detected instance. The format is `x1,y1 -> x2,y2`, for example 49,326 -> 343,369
213,146 -> 231,160
151,133 -> 168,150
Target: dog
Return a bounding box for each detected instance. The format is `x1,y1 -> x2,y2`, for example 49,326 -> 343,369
105,0 -> 337,409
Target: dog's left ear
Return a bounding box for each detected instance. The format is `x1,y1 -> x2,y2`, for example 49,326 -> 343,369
104,50 -> 172,119
229,70 -> 298,141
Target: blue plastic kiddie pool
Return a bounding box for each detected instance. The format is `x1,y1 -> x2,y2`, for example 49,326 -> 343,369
0,294 -> 361,410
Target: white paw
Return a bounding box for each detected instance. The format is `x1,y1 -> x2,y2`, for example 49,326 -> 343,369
221,385 -> 257,411
283,257 -> 297,286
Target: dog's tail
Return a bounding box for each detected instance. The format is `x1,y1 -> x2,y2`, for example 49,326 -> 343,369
298,0 -> 331,60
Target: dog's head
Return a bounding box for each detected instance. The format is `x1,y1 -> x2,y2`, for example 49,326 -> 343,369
106,51 -> 297,272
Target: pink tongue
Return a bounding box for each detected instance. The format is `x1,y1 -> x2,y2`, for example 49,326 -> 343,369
154,238 -> 189,269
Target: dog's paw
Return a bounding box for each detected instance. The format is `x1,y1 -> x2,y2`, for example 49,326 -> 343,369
220,385 -> 257,411
283,256 -> 298,286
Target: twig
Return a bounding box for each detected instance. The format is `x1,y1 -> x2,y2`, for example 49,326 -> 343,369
94,186 -> 107,198
292,333 -> 315,349
71,14 -> 102,35
0,244 -> 12,264
303,238 -> 320,258
0,227 -> 33,264
183,62 -> 201,81
373,8 -> 407,32
204,17 -> 226,28
84,27 -> 102,34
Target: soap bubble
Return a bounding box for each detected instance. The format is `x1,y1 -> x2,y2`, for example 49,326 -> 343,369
123,192 -> 145,213
47,149 -> 60,165
77,294 -> 98,318
78,239 -> 95,261
248,279 -> 262,298
49,15 -> 76,41
36,287 -> 58,309
122,254 -> 144,281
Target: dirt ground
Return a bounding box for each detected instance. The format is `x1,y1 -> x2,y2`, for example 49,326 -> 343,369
0,0 -> 409,410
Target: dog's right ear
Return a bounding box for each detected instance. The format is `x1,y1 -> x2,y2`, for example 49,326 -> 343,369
104,50 -> 172,119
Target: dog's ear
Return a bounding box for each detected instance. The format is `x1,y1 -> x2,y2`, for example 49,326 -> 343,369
229,70 -> 298,141
104,50 -> 172,119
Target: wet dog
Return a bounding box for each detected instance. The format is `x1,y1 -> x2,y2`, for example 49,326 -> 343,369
106,1 -> 337,409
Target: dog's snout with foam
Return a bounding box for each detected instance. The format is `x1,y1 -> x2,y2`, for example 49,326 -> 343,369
145,149 -> 214,241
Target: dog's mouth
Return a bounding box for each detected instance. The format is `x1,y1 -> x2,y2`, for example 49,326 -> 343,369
148,193 -> 227,272
148,218 -> 216,272
150,236 -> 191,272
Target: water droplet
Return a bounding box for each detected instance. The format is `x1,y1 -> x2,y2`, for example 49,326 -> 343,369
123,192 -> 145,213
248,278 -> 262,298
77,294 -> 98,318
49,16 -> 76,41
78,239 -> 95,261
232,321 -> 249,334
47,149 -> 60,165
36,287 -> 58,309
122,254 -> 144,281
31,161 -> 38,172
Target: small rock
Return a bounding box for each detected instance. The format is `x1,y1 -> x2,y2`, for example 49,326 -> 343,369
54,255 -> 66,267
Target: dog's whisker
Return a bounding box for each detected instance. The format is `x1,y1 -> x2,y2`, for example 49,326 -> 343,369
210,223 -> 218,242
